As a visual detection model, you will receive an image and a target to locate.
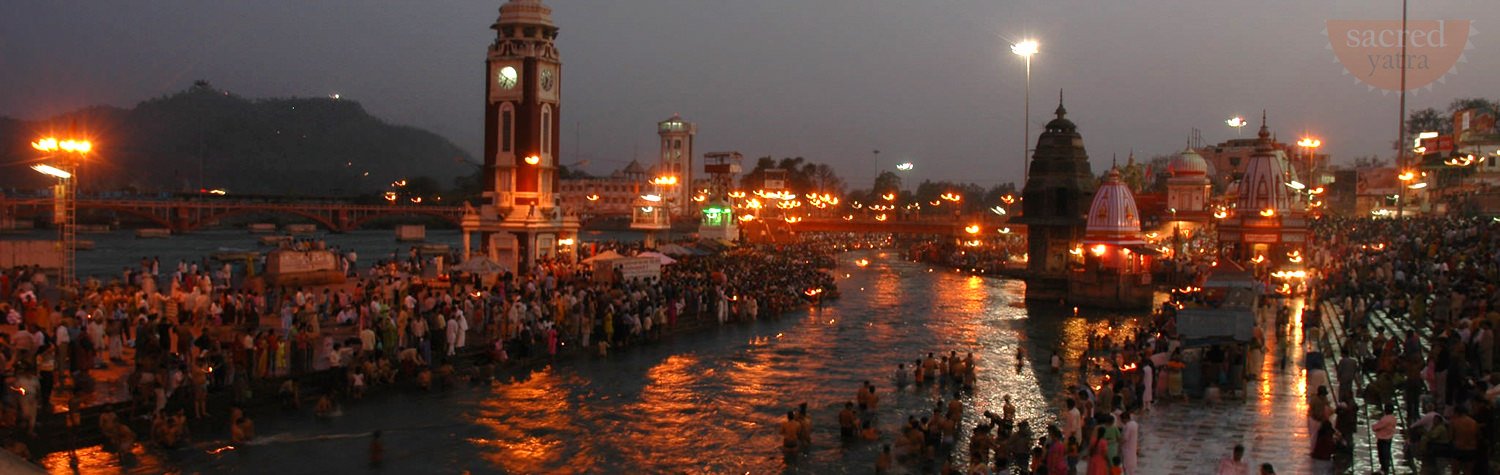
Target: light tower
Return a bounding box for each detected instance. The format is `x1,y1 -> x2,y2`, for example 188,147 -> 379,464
657,114 -> 695,215
461,0 -> 579,272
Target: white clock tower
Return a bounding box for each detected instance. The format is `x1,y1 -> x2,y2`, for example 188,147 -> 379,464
462,0 -> 578,272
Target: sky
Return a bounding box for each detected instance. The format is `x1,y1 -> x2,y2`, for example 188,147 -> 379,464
2,0 -> 1496,189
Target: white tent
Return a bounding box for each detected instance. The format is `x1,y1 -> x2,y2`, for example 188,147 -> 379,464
637,251 -> 677,265
581,250 -> 626,263
451,257 -> 505,274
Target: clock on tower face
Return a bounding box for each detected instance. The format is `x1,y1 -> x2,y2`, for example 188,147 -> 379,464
540,70 -> 554,92
497,66 -> 518,90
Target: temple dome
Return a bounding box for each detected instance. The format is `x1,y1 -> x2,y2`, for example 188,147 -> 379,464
1084,168 -> 1144,245
1237,114 -> 1293,213
1169,147 -> 1210,177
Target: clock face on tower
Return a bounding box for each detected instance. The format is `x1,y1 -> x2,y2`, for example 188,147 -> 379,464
497,66 -> 518,90
540,70 -> 554,92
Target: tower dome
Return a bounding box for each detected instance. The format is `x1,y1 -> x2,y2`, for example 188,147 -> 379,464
1084,168 -> 1144,245
1169,147 -> 1210,177
495,0 -> 555,28
1237,113 -> 1293,213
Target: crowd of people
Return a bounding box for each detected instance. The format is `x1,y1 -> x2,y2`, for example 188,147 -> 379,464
1310,216 -> 1498,474
0,236 -> 842,464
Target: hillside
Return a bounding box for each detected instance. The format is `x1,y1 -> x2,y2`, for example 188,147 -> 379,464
0,82 -> 475,196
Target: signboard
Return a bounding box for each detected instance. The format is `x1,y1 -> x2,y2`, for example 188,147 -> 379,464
1244,233 -> 1281,243
592,256 -> 661,283
266,250 -> 338,274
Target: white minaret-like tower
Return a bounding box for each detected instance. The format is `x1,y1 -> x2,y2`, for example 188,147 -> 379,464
657,114 -> 695,214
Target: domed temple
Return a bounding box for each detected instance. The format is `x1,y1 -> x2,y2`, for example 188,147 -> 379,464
1215,113 -> 1308,274
1067,168 -> 1156,309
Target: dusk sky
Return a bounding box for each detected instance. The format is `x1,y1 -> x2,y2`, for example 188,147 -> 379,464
2,0 -> 1495,189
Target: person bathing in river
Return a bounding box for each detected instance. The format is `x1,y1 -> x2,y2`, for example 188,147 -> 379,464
780,411 -> 800,452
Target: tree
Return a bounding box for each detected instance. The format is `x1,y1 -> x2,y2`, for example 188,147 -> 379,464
1447,98 -> 1498,115
1351,155 -> 1388,169
1407,107 -> 1450,136
871,170 -> 902,195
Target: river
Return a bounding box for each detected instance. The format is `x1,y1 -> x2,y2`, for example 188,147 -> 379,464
41,247 -> 1134,474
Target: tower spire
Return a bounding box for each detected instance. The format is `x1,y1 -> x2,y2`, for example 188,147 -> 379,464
1054,89 -> 1067,118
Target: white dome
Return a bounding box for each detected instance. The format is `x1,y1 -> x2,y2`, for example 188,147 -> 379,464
1085,168 -> 1144,245
1169,148 -> 1210,177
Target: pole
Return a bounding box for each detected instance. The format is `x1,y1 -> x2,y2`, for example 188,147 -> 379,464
1396,0 -> 1408,218
1023,55 -> 1031,183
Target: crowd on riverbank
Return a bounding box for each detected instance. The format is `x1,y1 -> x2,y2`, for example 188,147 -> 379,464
1309,216 -> 1498,474
0,236 -> 845,465
887,216 -> 1500,474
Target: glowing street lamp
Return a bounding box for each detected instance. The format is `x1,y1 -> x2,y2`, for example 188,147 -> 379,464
881,193 -> 896,201
1226,116 -> 1247,136
1011,39 -> 1038,182
1296,137 -> 1322,148
895,162 -> 914,171
524,155 -> 541,165
964,224 -> 981,234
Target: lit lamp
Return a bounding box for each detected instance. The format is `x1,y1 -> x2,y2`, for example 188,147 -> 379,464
31,136 -> 92,288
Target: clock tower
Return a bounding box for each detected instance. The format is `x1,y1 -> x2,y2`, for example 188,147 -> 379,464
462,0 -> 578,272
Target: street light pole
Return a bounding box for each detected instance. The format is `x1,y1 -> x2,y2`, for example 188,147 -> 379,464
1396,0 -> 1408,218
1012,40 -> 1039,184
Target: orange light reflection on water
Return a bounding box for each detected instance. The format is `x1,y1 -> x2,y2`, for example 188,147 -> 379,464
471,367 -> 597,473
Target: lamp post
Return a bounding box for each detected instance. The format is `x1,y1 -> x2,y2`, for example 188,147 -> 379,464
1011,39 -> 1038,183
31,137 -> 91,287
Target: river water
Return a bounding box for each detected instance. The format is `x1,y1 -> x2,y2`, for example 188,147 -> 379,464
41,247 -> 1134,474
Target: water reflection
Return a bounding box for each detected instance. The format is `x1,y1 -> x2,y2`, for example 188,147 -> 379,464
67,250 -> 1151,474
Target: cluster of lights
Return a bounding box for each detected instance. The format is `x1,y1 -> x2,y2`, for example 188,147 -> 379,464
31,137 -> 92,154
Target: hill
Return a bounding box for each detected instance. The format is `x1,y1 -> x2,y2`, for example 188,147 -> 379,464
0,82 -> 475,196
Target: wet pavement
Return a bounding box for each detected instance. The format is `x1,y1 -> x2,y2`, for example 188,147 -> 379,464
42,250 -> 1328,474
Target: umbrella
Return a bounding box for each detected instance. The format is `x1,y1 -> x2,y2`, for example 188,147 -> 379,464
637,251 -> 677,265
581,250 -> 625,263
451,257 -> 505,274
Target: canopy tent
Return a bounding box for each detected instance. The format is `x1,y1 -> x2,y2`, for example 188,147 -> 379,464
657,243 -> 702,257
451,256 -> 505,274
581,250 -> 626,263
637,251 -> 677,265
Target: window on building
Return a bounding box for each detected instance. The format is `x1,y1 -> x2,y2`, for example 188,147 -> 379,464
500,105 -> 513,153
541,106 -> 552,155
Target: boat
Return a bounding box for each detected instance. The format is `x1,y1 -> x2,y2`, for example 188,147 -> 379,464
259,235 -> 294,246
285,224 -> 317,235
211,249 -> 260,262
77,224 -> 112,234
247,223 -> 277,234
135,228 -> 171,239
76,240 -> 95,250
